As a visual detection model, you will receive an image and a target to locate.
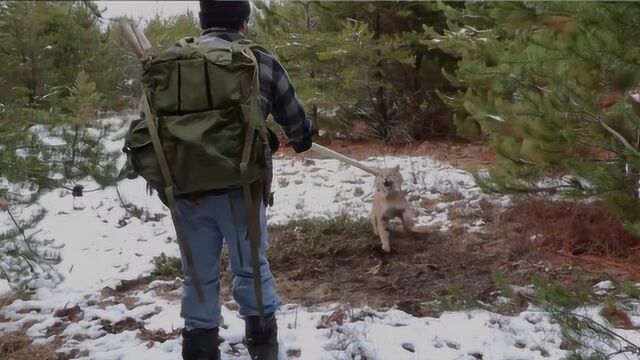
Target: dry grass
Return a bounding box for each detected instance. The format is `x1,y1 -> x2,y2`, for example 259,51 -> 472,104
504,198 -> 640,258
498,198 -> 640,281
0,330 -> 86,360
0,292 -> 87,360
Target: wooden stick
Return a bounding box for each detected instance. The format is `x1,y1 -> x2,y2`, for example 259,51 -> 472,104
310,143 -> 380,176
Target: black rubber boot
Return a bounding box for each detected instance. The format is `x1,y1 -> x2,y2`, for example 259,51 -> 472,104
181,327 -> 220,360
245,313 -> 279,360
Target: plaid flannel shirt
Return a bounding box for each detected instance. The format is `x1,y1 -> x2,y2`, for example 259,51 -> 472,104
201,30 -> 313,146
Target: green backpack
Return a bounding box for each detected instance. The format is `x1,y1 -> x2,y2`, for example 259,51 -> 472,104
123,36 -> 268,198
121,36 -> 268,320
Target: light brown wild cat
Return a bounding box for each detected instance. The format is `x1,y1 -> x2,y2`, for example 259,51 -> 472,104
307,144 -> 416,252
370,165 -> 416,252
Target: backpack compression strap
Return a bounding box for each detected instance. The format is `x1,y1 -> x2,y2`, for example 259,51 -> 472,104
237,43 -> 266,325
140,90 -> 206,304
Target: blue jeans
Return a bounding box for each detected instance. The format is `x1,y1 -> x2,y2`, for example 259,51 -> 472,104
175,190 -> 281,330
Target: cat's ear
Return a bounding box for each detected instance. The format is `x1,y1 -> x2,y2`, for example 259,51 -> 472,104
393,164 -> 400,171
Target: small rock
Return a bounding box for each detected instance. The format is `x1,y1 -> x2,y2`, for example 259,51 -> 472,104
446,341 -> 460,350
72,333 -> 88,342
224,301 -> 239,311
287,349 -> 301,358
401,343 -> 415,353
278,178 -> 289,188
101,286 -> 116,298
469,352 -> 483,359
354,187 -> 364,197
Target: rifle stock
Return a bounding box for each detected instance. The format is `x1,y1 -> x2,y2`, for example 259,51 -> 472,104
118,19 -> 151,58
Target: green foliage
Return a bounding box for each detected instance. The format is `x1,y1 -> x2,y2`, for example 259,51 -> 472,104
532,275 -> 595,309
270,214 -> 374,257
0,70 -> 122,193
0,1 -> 204,193
617,282 -> 640,300
0,207 -> 62,290
491,268 -> 514,298
254,1 -> 458,141
422,286 -> 484,315
0,1 -> 105,107
145,11 -> 200,49
427,1 -> 640,231
563,354 -> 604,360
151,253 -> 182,278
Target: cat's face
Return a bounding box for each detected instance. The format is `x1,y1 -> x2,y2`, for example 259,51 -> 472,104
374,165 -> 403,192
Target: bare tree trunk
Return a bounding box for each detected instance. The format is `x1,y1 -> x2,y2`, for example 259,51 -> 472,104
12,9 -> 37,104
300,1 -> 320,131
373,6 -> 390,141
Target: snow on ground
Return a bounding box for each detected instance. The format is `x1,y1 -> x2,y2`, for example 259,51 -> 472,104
268,154 -> 498,232
0,116 -> 638,359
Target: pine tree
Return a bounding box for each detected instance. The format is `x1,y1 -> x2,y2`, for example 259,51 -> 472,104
144,10 -> 201,49
0,2 -> 212,290
426,1 -> 640,232
253,1 -> 457,141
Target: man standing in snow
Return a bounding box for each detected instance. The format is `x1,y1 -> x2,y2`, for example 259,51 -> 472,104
178,1 -> 314,360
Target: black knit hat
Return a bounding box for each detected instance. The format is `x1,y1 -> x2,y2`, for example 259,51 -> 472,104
199,0 -> 251,30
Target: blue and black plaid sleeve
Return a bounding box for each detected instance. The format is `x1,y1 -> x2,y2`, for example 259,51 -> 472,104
253,49 -> 314,152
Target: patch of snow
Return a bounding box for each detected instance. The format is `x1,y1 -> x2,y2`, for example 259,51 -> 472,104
269,154 -> 483,229
0,279 -> 12,297
593,280 -> 615,296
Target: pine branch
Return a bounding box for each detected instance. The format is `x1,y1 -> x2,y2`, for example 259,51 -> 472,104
583,110 -> 640,158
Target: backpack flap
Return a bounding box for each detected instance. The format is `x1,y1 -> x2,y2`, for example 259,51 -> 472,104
130,37 -> 268,195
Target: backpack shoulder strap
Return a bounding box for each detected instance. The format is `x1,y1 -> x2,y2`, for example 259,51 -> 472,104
231,39 -> 268,53
139,91 -> 206,304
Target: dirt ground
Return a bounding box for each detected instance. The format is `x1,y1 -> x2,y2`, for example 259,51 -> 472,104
267,225 -> 500,317
264,195 -> 640,318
